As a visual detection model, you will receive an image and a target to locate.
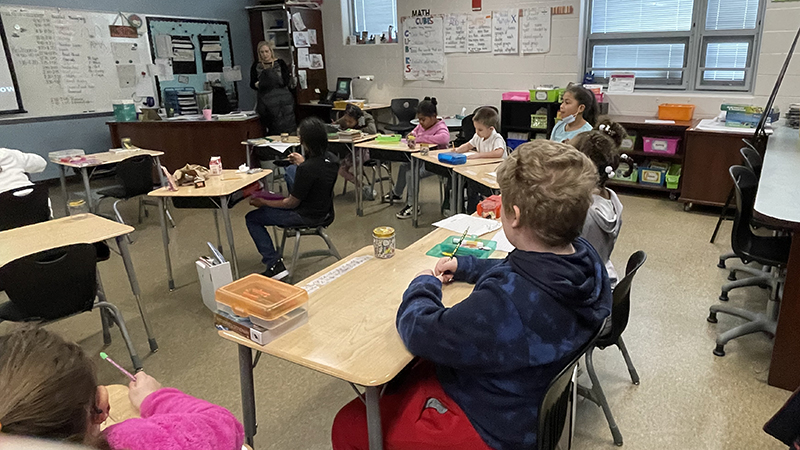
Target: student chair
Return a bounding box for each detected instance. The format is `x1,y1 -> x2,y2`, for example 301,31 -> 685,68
0,184 -> 50,231
341,160 -> 394,202
0,243 -> 143,371
277,211 -> 341,283
97,155 -> 175,236
538,319 -> 607,450
707,166 -> 791,357
384,98 -> 419,136
577,250 -> 647,447
453,113 -> 476,147
711,147 -> 764,244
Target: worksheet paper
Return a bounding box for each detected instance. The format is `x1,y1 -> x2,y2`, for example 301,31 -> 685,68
491,229 -> 516,253
297,48 -> 310,68
433,214 -> 502,236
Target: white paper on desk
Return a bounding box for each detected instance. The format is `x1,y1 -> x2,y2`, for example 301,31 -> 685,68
488,172 -> 497,177
433,214 -> 502,237
309,29 -> 317,45
491,229 -> 516,253
297,48 -> 310,69
644,119 -> 675,124
463,151 -> 477,157
265,142 -> 296,154
223,65 -> 242,82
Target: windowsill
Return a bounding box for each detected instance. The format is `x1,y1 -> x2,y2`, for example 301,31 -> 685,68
607,91 -> 755,99
343,41 -> 399,46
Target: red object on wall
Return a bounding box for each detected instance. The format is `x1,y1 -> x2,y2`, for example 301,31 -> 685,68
472,0 -> 481,11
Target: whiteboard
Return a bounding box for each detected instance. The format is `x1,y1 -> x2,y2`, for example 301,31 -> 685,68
402,15 -> 445,81
444,13 -> 468,54
492,10 -> 519,55
468,13 -> 492,53
0,5 -> 154,119
520,7 -> 551,54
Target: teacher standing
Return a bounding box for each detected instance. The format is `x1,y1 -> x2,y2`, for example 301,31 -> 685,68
250,41 -> 296,135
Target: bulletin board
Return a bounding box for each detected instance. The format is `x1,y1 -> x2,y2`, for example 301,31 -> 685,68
0,5 -> 156,119
145,16 -> 238,109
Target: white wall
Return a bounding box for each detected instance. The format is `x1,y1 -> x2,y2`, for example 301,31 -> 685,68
322,0 -> 800,119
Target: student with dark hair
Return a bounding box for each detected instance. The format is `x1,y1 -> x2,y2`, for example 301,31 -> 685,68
336,104 -> 378,196
246,117 -> 339,280
386,97 -> 451,219
550,85 -> 598,143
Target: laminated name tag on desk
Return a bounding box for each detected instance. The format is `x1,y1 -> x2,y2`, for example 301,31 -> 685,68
437,152 -> 467,165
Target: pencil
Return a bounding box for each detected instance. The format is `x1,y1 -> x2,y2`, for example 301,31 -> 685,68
100,352 -> 137,382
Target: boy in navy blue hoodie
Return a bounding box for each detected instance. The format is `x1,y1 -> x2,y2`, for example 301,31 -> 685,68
331,140 -> 612,450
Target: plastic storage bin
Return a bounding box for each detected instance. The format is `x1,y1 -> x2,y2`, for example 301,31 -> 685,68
643,136 -> 680,155
658,104 -> 695,121
530,114 -> 548,130
112,100 -> 136,122
666,164 -> 682,190
438,152 -> 467,165
502,91 -> 530,102
620,131 -> 637,151
615,163 -> 638,183
215,274 -> 309,321
530,88 -> 561,102
375,134 -> 401,143
507,138 -> 528,150
639,165 -> 667,187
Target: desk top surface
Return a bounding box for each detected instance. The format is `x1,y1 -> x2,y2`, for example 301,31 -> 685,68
328,133 -> 379,144
454,162 -> 501,190
334,103 -> 390,111
413,150 -> 505,169
754,125 -> 800,229
51,149 -> 164,168
354,141 -> 430,153
148,169 -> 270,197
0,214 -> 133,267
411,117 -> 463,128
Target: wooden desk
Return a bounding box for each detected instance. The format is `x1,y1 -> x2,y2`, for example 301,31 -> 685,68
296,103 -> 392,123
411,151 -> 504,227
108,117 -> 262,173
753,125 -> 800,391
0,214 -> 157,352
149,170 -> 271,290
328,134 -> 379,217
50,149 -> 165,216
454,162 -> 501,191
220,242 -> 480,449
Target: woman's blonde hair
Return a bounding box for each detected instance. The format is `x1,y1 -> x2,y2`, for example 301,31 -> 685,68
0,327 -> 107,448
497,140 -> 598,247
256,41 -> 274,58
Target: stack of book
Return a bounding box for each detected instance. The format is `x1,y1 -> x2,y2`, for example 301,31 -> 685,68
337,129 -> 363,142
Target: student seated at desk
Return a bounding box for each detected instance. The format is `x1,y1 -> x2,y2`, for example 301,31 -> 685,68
0,147 -> 47,195
550,85 -> 597,144
453,106 -> 506,159
246,117 -> 339,280
0,327 -> 244,450
570,118 -> 628,287
336,104 -> 377,195
331,141 -> 612,450
386,97 -> 451,219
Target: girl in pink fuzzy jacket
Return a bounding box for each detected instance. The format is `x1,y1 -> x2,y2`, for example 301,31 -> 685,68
0,328 -> 244,450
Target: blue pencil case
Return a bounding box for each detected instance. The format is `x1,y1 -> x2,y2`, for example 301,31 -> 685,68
437,152 -> 467,165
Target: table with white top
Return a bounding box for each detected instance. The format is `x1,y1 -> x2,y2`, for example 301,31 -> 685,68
50,149 -> 165,216
752,124 -> 800,391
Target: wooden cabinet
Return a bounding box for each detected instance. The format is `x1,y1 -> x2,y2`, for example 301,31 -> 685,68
680,129 -> 749,208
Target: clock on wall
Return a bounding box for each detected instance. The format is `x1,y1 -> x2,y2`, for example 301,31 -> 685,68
128,14 -> 143,29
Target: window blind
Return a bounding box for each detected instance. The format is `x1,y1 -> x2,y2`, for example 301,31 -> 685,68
705,0 -> 758,30
591,0 -> 694,34
353,0 -> 397,36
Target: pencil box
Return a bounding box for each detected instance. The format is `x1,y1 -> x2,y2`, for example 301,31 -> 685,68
437,152 -> 467,165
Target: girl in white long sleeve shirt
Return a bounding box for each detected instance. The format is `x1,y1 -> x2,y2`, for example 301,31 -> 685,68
0,148 -> 47,194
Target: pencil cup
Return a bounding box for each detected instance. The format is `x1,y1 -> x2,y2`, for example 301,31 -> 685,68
373,227 -> 396,259
202,109 -> 212,120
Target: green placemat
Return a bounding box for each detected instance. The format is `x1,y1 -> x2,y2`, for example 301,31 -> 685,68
426,235 -> 496,259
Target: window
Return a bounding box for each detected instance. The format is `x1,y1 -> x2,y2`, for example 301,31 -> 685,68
350,0 -> 397,38
584,0 -> 764,91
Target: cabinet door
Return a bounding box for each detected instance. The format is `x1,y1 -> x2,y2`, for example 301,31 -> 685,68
288,7 -> 326,104
680,131 -> 745,207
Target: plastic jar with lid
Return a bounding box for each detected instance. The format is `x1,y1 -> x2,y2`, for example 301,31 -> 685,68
373,226 -> 396,259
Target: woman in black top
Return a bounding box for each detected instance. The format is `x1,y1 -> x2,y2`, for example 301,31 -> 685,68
250,41 -> 296,135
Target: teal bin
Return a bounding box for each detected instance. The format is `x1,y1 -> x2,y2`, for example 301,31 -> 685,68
113,100 -> 137,122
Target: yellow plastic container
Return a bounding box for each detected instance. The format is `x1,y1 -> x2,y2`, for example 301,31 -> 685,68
658,104 -> 695,122
215,274 -> 308,321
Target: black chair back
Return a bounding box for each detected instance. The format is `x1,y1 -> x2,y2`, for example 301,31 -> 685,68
454,113 -> 476,147
0,184 -> 50,231
390,98 -> 419,126
597,251 -> 647,348
0,243 -> 97,320
740,147 -> 763,178
116,155 -> 155,198
730,165 -> 760,261
538,321 -> 606,450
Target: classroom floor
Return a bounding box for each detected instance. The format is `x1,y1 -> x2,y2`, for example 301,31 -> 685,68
1,173 -> 791,450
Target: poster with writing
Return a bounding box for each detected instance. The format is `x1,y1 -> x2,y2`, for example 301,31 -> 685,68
444,13 -> 468,53
520,7 -> 551,54
468,13 -> 492,53
492,10 -> 519,54
402,15 -> 445,81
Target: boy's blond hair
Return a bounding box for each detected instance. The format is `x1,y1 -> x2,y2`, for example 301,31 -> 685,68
473,106 -> 500,130
496,141 -> 598,247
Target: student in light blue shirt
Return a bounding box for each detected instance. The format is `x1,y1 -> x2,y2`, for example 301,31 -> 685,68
550,85 -> 597,143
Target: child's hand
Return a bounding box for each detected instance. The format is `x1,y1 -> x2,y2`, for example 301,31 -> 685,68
249,197 -> 267,207
288,152 -> 304,165
128,371 -> 162,411
415,269 -> 444,282
435,257 -> 458,283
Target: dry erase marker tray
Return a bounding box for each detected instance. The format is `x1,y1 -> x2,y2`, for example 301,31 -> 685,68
426,235 -> 496,259
215,274 -> 308,321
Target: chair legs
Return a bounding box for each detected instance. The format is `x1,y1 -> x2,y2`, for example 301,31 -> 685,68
578,347 -> 624,446
279,227 -> 342,283
708,294 -> 780,357
112,200 -> 134,245
616,337 -> 640,385
719,273 -> 772,301
95,273 -> 142,371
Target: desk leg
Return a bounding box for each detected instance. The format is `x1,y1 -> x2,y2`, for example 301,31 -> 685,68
353,143 -> 364,217
452,171 -> 461,216
80,167 -> 94,213
154,156 -> 167,187
412,157 -> 419,228
58,165 -> 70,217
220,195 -> 240,279
246,143 -> 252,168
365,385 -> 384,450
158,198 -> 175,291
115,235 -> 158,353
769,234 -> 800,391
238,344 -> 257,448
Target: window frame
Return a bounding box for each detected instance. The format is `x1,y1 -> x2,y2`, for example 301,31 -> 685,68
347,0 -> 398,40
583,0 -> 766,93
